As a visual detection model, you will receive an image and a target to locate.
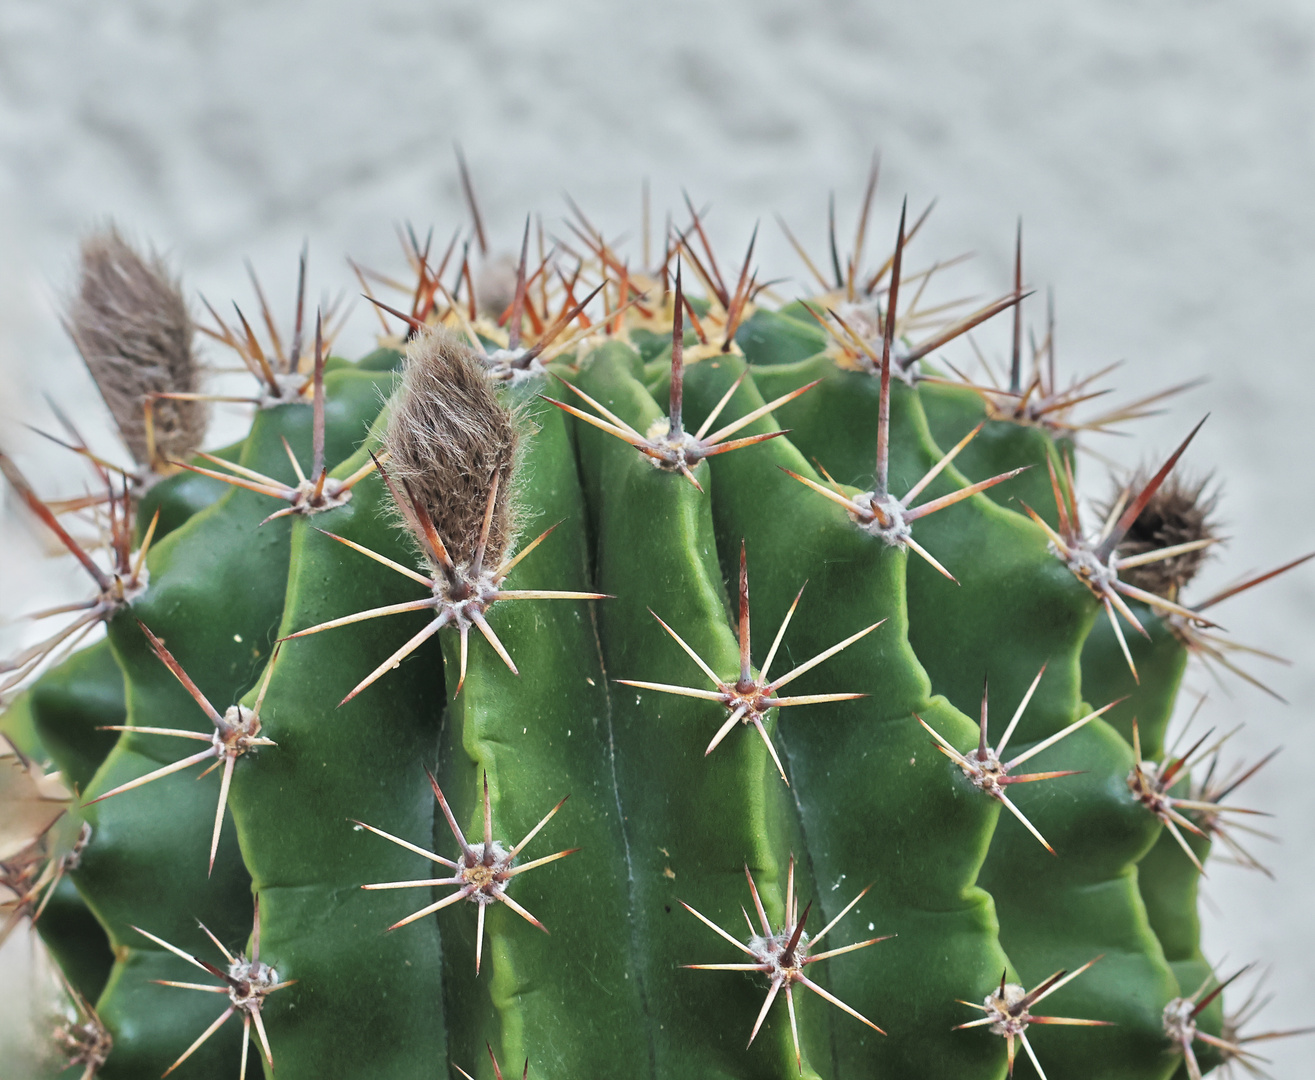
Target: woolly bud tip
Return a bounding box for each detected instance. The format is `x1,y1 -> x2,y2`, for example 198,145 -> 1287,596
1109,470 -> 1219,599
383,328 -> 520,570
65,228 -> 204,470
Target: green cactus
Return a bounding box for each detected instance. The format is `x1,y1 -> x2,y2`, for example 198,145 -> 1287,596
2,182 -> 1308,1080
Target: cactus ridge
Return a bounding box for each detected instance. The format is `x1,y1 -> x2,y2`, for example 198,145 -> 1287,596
2,177 -> 1311,1080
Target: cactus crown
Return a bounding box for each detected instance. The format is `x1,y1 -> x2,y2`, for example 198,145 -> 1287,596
2,171 -> 1310,1080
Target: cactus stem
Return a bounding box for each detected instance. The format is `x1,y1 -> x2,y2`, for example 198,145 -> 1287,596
0,458 -> 155,692
955,957 -> 1111,1080
169,319 -> 377,525
287,461 -> 606,701
682,857 -> 890,1072
616,545 -> 878,784
87,623 -> 279,875
542,286 -> 819,483
783,415 -> 1027,583
136,900 -> 294,1080
917,670 -> 1123,855
358,770 -> 577,972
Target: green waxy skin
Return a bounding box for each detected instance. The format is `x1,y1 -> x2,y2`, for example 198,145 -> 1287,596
36,875 -> 114,1003
28,639 -> 124,795
3,284 -> 1266,1080
735,305 -> 1070,529
1138,810 -> 1208,968
1081,601 -> 1188,761
572,344 -> 829,1079
679,355 -> 1009,1080
135,436 -> 243,544
735,308 -> 827,369
1078,597 -> 1215,1039
746,357 -> 1089,731
0,684 -> 42,760
436,384 -> 647,1076
915,379 -> 1214,1073
74,368 -> 392,1079
1137,802 -> 1223,1080
355,345 -> 406,372
132,351 -> 397,544
0,638 -> 123,792
709,353 -> 1182,1077
228,426 -> 447,1080
916,379 -> 1069,530
976,724 -> 1180,1080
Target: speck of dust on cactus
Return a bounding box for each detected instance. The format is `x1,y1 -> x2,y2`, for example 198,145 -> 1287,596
2,164 -> 1314,1080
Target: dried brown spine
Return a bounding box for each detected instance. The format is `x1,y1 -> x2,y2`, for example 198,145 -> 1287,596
64,229 -> 204,470
383,327 -> 521,570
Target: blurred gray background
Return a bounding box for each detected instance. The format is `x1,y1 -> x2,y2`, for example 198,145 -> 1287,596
2,1 -> 1314,1074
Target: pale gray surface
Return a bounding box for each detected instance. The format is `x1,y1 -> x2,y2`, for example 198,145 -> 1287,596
2,2 -> 1313,1074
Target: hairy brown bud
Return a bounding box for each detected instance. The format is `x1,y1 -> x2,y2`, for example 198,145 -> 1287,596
383,327 -> 520,569
64,229 -> 204,470
1108,470 -> 1219,599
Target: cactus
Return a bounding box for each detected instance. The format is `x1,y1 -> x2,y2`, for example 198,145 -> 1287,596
2,176 -> 1310,1080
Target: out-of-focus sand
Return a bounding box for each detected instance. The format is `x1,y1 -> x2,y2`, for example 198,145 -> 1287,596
3,2 -> 1313,1074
